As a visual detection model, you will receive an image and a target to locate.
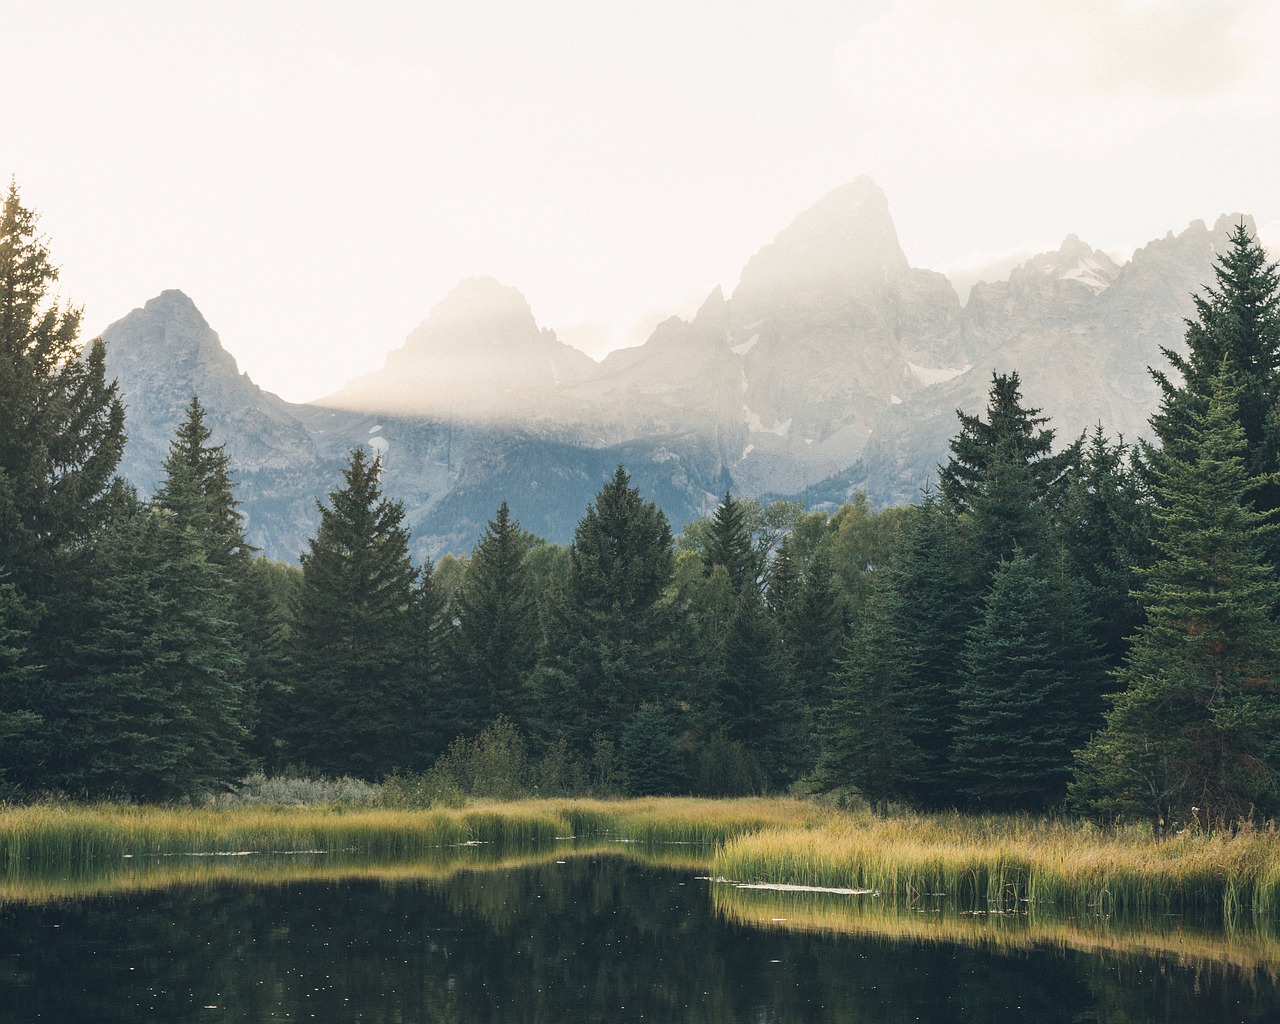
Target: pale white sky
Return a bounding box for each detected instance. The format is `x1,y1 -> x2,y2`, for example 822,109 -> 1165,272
6,0 -> 1279,402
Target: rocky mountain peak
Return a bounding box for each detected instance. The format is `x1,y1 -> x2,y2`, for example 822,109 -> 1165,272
730,177 -> 908,321
404,276 -> 540,354
320,276 -> 594,418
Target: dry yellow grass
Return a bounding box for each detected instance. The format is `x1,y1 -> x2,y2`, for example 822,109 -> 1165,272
711,810 -> 1280,917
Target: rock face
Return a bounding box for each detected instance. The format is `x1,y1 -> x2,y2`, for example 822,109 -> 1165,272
98,186 -> 1250,561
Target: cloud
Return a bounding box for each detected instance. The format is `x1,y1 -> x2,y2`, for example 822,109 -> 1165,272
829,0 -> 1280,160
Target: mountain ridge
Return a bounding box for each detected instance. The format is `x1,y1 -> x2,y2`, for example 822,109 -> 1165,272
99,182 -> 1250,560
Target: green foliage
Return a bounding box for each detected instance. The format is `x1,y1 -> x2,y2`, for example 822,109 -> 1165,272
1057,428 -> 1153,664
1075,367 -> 1280,825
403,718 -> 531,804
703,491 -> 760,592
55,506 -> 249,800
952,548 -> 1103,810
154,396 -> 253,565
0,184 -> 127,598
444,502 -> 539,735
553,466 -> 678,745
817,570 -> 925,814
938,370 -> 1067,515
619,704 -> 685,796
714,594 -> 803,791
288,448 -> 428,779
884,492 -> 976,803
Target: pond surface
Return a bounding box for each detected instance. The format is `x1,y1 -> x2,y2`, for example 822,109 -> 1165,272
0,849 -> 1277,1023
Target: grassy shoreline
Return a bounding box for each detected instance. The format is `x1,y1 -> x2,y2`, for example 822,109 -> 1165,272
3,797 -> 1279,917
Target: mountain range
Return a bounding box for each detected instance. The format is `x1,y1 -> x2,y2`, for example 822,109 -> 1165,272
98,177 -> 1250,562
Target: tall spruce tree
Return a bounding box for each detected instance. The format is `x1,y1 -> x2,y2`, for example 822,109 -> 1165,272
885,491 -> 976,804
556,466 -> 677,746
288,448 -> 426,778
952,548 -> 1103,810
1074,368 -> 1280,826
1057,428 -> 1153,666
0,184 -> 127,788
0,184 -> 127,597
154,396 -> 252,565
154,396 -> 295,771
1148,222 -> 1280,568
817,569 -> 925,814
56,505 -> 249,800
445,502 -> 539,735
704,492 -> 760,593
938,371 -> 1070,516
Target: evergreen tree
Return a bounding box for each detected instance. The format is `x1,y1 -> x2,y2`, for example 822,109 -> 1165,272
715,594 -> 802,791
1148,223 -> 1280,568
0,183 -> 127,598
619,704 -> 685,796
1057,428 -> 1153,666
445,502 -> 539,735
0,579 -> 39,789
938,371 -> 1076,576
1150,224 -> 1280,472
952,548 -> 1103,810
288,448 -> 426,778
556,467 -> 677,745
154,395 -> 294,772
0,184 -> 127,788
1074,368 -> 1280,826
817,569 -> 926,815
703,491 -> 760,592
56,506 -> 249,800
938,371 -> 1070,516
154,396 -> 252,565
885,492 -> 977,804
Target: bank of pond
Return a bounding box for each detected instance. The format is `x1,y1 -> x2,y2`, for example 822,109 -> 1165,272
2,797 -> 1280,971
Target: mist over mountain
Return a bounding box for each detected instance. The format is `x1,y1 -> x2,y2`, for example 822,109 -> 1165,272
100,180 -> 1246,561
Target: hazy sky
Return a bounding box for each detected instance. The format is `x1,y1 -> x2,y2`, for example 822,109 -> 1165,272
6,0 -> 1279,402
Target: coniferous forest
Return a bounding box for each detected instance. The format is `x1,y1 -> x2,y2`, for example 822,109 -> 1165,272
4,182 -> 1280,831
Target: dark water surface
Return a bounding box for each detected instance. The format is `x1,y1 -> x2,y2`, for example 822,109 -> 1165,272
1,854 -> 1276,1022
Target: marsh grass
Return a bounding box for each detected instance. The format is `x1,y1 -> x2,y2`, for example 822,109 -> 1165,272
5,798 -> 1279,926
712,811 -> 1280,919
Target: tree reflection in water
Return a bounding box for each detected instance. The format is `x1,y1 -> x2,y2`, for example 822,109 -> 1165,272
0,855 -> 1276,1023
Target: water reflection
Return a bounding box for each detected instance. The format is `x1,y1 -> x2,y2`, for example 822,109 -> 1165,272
0,850 -> 1276,1022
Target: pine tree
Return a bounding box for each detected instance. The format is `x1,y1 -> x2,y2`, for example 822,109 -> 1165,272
704,492 -> 760,592
885,491 -> 976,804
557,466 -> 677,745
288,448 -> 426,778
0,184 -> 128,788
0,579 -> 39,789
938,371 -> 1070,516
1150,224 -> 1280,468
1057,428 -> 1153,666
445,502 -> 539,735
715,593 -> 802,791
0,183 -> 127,597
1148,222 -> 1280,567
55,506 -> 249,800
154,396 -> 253,565
1074,367 -> 1280,825
952,548 -> 1103,810
817,569 -> 925,814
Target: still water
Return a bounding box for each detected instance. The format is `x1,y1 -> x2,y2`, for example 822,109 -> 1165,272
0,849 -> 1277,1022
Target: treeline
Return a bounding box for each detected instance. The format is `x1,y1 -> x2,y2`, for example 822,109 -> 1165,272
3,183 -> 1280,828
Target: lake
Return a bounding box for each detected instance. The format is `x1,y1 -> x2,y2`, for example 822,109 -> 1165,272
1,843 -> 1276,1022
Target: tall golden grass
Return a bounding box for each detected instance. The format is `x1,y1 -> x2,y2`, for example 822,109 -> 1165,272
5,798 -> 1279,922
711,810 -> 1280,918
